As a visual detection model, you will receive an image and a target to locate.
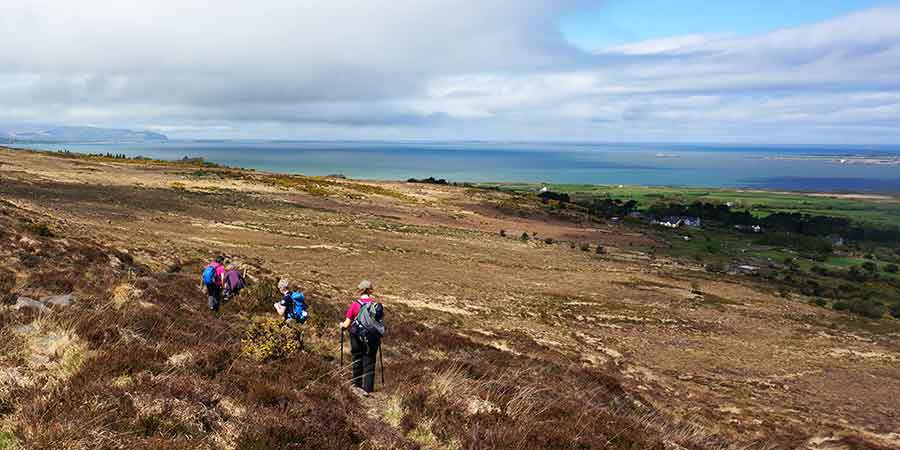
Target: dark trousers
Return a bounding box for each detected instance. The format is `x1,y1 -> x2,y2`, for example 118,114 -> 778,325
223,287 -> 241,303
350,333 -> 380,393
206,283 -> 222,311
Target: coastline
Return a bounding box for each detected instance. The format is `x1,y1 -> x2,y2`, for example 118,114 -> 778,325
11,140 -> 900,196
5,145 -> 900,201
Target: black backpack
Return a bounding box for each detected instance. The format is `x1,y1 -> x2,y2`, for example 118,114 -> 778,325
350,301 -> 385,343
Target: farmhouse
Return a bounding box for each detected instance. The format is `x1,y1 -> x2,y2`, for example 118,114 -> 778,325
652,216 -> 702,229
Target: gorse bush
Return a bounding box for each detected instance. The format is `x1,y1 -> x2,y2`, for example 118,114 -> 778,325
241,318 -> 303,362
0,430 -> 17,450
238,276 -> 279,313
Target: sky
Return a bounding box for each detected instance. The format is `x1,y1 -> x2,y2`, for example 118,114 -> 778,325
2,0 -> 900,143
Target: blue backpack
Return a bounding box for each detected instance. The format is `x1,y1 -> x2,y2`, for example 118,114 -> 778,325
289,291 -> 308,323
201,264 -> 217,285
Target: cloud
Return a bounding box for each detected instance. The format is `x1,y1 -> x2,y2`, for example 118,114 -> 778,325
1,2 -> 900,143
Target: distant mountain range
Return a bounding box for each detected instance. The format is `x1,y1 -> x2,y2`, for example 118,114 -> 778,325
1,126 -> 168,143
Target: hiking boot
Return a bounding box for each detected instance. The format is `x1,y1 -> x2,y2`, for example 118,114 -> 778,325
352,386 -> 369,397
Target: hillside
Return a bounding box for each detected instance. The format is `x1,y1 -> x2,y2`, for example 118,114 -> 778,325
1,147 -> 898,450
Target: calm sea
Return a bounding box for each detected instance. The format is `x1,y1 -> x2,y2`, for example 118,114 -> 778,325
24,141 -> 900,194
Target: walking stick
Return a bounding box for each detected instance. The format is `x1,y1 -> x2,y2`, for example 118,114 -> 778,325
340,329 -> 344,367
379,340 -> 385,386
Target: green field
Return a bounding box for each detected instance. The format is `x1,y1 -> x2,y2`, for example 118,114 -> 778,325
479,183 -> 900,227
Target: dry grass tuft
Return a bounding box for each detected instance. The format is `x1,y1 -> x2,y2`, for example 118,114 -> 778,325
429,364 -> 473,401
167,351 -> 194,368
408,418 -> 462,450
382,393 -> 406,429
21,317 -> 90,384
111,282 -> 142,309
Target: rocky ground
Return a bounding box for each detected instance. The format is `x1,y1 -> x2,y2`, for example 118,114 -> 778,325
1,147 -> 898,450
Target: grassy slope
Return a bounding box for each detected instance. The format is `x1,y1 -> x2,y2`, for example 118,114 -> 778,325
2,148 -> 898,450
0,160 -> 729,450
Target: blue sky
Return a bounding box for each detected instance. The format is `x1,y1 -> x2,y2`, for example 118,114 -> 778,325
2,1 -> 900,144
560,0 -> 899,49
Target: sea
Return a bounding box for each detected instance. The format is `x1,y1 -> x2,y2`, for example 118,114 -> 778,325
22,140 -> 900,194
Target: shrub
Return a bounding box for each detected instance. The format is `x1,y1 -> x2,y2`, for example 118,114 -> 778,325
25,222 -> 54,237
595,245 -> 606,255
499,230 -> 506,238
0,430 -> 17,450
890,304 -> 900,319
520,232 -> 530,242
241,318 -> 303,362
543,237 -> 554,245
705,262 -> 725,273
813,298 -> 828,307
849,299 -> 885,319
861,261 -> 877,272
239,277 -> 279,313
885,264 -> 898,274
832,301 -> 850,311
579,243 -> 590,252
0,267 -> 14,303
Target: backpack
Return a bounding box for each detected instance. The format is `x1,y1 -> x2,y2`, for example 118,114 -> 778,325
201,263 -> 218,285
350,300 -> 385,343
288,291 -> 308,323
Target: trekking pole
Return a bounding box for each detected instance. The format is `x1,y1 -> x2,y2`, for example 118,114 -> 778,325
340,329 -> 344,367
379,341 -> 385,386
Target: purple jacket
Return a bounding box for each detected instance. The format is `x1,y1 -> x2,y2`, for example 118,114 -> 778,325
224,270 -> 245,291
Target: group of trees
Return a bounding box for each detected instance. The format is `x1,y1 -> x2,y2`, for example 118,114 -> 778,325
407,177 -> 449,185
577,198 -> 638,217
646,202 -> 755,225
644,201 -> 900,244
538,190 -> 571,204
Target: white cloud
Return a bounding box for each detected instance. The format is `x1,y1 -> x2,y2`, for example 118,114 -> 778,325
1,2 -> 900,142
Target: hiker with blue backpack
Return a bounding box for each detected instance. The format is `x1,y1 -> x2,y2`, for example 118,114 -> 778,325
274,278 -> 308,324
340,280 -> 385,394
202,256 -> 226,312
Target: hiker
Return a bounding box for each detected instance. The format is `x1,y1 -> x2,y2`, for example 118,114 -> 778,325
223,263 -> 246,303
340,280 -> 385,394
202,256 -> 226,312
274,279 -> 308,323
